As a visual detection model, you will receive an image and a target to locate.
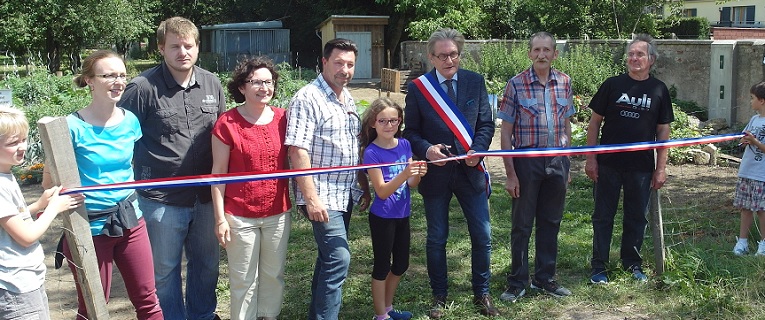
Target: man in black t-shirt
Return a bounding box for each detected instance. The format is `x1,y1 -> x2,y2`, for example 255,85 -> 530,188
584,34 -> 674,284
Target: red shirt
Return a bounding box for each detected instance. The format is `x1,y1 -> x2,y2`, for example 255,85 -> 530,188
212,107 -> 291,218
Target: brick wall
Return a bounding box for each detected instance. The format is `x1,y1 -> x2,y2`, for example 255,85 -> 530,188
713,27 -> 765,40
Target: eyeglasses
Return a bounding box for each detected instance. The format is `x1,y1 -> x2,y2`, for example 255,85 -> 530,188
96,74 -> 129,82
245,79 -> 275,88
376,118 -> 401,126
433,52 -> 460,62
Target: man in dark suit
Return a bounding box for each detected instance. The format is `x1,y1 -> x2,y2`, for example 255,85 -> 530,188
403,28 -> 498,319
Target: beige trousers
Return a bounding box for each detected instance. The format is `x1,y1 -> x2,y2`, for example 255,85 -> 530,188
226,211 -> 291,320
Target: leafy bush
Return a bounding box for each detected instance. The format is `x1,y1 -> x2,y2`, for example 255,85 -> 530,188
555,44 -> 624,97
1,72 -> 87,164
0,62 -> 316,167
463,42 -> 623,98
272,62 -> 316,109
658,17 -> 711,39
460,42 -> 528,95
675,99 -> 707,121
668,103 -> 704,164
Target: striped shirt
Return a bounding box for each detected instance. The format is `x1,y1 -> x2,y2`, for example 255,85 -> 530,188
497,67 -> 575,148
285,76 -> 361,211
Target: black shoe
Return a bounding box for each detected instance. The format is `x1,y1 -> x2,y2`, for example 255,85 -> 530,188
473,294 -> 500,316
429,295 -> 447,319
531,279 -> 572,297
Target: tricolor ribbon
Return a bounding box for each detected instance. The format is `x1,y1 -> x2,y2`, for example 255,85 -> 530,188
60,133 -> 743,195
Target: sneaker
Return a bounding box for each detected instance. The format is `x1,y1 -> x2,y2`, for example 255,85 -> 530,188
756,240 -> 765,256
499,286 -> 526,303
629,265 -> 648,282
733,237 -> 749,256
531,279 -> 572,297
387,309 -> 413,320
590,269 -> 608,284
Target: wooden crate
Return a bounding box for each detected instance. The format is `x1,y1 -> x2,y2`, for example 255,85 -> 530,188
381,68 -> 400,93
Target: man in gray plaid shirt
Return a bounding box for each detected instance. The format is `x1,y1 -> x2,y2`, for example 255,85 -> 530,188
286,38 -> 370,320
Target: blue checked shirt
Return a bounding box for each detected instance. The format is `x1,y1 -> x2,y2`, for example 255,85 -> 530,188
497,67 -> 575,148
286,76 -> 361,211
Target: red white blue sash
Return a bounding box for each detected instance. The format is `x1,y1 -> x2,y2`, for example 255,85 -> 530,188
412,72 -> 492,196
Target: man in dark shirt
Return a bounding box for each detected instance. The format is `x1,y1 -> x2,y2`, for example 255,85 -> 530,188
118,16 -> 226,320
585,34 -> 674,284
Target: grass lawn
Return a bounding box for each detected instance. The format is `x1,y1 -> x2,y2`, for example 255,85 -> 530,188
215,163 -> 765,319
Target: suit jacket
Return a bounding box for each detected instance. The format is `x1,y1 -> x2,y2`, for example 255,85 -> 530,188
403,68 -> 495,196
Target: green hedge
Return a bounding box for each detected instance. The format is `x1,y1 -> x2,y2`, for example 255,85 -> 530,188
659,17 -> 711,39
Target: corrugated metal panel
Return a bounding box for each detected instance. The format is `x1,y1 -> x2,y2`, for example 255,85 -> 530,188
206,28 -> 291,71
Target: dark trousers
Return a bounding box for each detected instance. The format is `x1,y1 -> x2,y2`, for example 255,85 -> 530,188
507,156 -> 569,288
590,164 -> 652,271
423,166 -> 492,297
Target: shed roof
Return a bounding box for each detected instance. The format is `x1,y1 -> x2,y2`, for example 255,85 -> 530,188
201,21 -> 283,30
316,15 -> 389,29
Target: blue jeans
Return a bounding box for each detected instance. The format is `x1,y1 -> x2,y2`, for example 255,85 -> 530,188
507,156 -> 569,288
423,169 -> 492,297
591,165 -> 652,271
301,202 -> 352,320
138,195 -> 220,320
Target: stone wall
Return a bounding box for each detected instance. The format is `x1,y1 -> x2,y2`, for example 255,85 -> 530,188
400,39 -> 765,125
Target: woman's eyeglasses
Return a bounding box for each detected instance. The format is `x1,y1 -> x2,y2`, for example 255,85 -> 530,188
245,79 -> 275,88
96,74 -> 129,82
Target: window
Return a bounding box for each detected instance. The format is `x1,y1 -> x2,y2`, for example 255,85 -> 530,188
682,8 -> 697,17
722,5 -> 755,25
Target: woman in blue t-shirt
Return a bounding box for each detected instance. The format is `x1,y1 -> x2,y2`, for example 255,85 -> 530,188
360,98 -> 427,320
44,50 -> 162,319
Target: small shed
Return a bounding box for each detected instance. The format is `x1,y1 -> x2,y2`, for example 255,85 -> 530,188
200,21 -> 290,71
317,15 -> 388,79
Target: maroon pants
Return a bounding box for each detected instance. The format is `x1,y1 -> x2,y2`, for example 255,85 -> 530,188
63,218 -> 163,320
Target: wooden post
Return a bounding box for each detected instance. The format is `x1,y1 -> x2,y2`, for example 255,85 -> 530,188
649,189 -> 665,276
38,116 -> 109,319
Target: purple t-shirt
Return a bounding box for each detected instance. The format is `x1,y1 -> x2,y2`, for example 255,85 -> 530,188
363,138 -> 413,219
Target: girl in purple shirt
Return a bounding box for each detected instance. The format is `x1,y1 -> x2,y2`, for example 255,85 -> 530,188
361,98 -> 427,320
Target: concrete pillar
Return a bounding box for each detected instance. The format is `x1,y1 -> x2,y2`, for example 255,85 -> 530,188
708,40 -> 736,124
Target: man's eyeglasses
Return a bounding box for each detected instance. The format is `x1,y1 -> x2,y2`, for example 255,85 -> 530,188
376,118 -> 401,126
245,79 -> 275,88
96,74 -> 129,82
434,52 -> 460,62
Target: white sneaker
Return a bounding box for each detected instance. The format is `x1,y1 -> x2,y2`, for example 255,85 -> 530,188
756,240 -> 765,256
733,238 -> 749,256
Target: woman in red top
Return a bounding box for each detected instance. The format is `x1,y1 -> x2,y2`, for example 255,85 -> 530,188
211,56 -> 291,320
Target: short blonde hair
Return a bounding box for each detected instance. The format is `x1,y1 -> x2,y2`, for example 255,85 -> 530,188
157,17 -> 199,45
0,106 -> 29,140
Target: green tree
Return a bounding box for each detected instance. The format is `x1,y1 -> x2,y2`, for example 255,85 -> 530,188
0,0 -> 156,73
378,0 -> 684,42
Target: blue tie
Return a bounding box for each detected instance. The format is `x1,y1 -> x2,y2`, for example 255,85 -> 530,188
445,79 -> 456,102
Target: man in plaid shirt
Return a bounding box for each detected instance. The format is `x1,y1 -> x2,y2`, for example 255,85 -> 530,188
496,31 -> 576,303
286,38 -> 370,320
